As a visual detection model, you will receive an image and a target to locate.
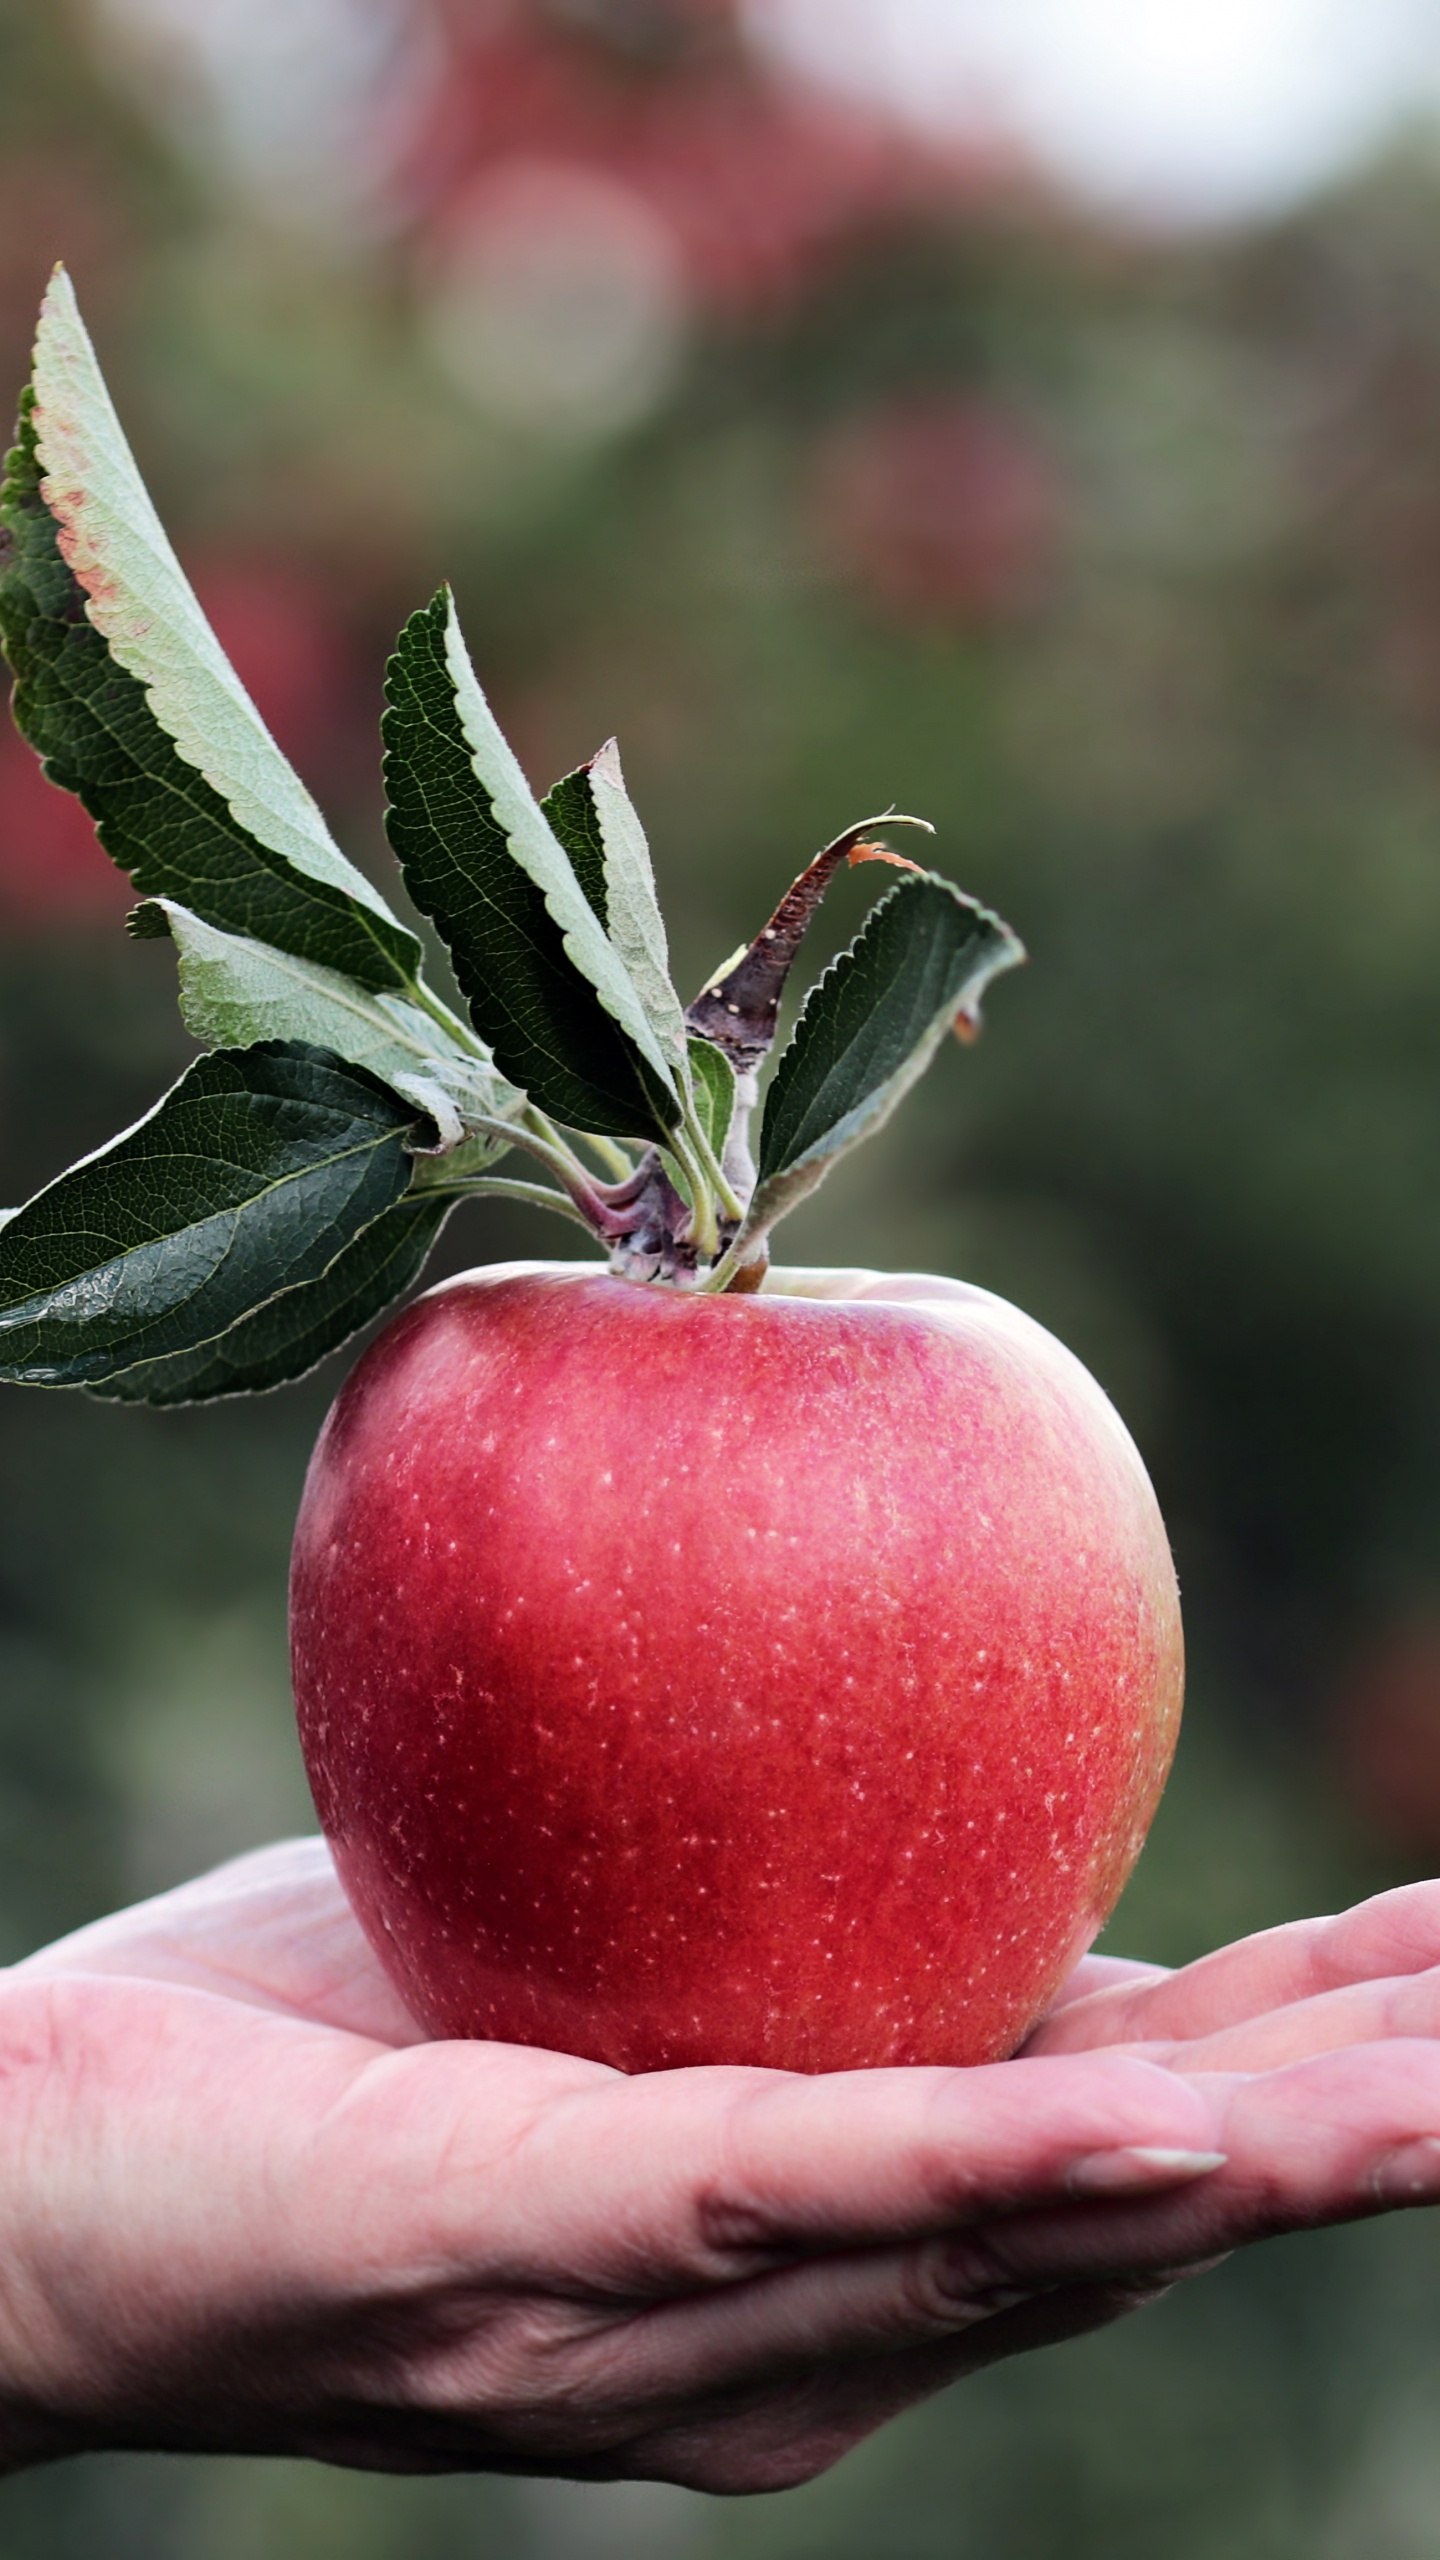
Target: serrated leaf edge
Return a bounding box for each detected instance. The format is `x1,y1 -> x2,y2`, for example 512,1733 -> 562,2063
732,876 -> 1024,1261
440,592 -> 679,1109
30,268 -> 416,961
588,738 -> 690,1081
0,1046 -> 424,1383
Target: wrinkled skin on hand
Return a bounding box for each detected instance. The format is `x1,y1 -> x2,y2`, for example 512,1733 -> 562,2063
0,1843 -> 1438,2488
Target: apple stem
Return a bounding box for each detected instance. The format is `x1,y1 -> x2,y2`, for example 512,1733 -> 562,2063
454,1176 -> 601,1236
681,1105 -> 745,1226
576,1130 -> 639,1182
696,1210 -> 777,1294
413,1110 -> 613,1226
719,1066 -> 759,1210
697,1234 -> 749,1294
669,1126 -> 721,1260
723,1247 -> 769,1294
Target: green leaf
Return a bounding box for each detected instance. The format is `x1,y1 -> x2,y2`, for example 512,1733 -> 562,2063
540,764 -> 608,927
439,609 -> 676,1088
0,1043 -> 423,1387
686,1034 -> 736,1163
131,898 -> 520,1149
0,273 -> 421,992
743,874 -> 1024,1249
579,739 -> 689,1079
381,590 -> 680,1142
544,740 -> 692,1096
88,1195 -> 451,1405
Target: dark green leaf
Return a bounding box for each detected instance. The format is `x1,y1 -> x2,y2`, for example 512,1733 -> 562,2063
0,390 -> 421,993
0,1043 -> 422,1387
90,1195 -> 451,1404
381,591 -> 679,1142
541,764 -> 608,927
746,874 -> 1024,1245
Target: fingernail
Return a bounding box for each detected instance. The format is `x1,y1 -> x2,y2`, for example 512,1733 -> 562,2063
1067,2146 -> 1228,2198
1369,2137 -> 1440,2203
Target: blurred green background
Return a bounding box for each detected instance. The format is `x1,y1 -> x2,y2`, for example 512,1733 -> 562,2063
8,0 -> 1440,2548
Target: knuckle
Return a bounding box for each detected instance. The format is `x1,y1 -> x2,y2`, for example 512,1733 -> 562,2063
688,2078 -> 839,2272
691,2175 -> 788,2267
901,2234 -> 1032,2330
424,2298 -> 629,2435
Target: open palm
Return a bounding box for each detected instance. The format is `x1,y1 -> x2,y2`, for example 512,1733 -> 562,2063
2,1842 -> 1439,2488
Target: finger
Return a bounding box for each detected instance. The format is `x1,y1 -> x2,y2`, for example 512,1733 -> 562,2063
922,2040 -> 1440,2295
1039,1953 -> 1169,2017
423,2178 -> 1221,2470
1218,2039 -> 1440,2226
613,2275 -> 1176,2493
1113,1963 -> 1440,2074
1030,1880 -> 1440,2055
400,2048 -> 1227,2296
11,1842 -> 429,2047
255,2269 -> 1180,2490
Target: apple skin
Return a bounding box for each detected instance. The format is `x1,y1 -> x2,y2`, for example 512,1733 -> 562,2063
290,1261 -> 1182,2073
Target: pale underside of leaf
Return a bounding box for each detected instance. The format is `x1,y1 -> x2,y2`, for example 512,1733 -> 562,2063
30,269 -> 413,956
385,1074 -> 465,1153
587,739 -> 690,1082
440,595 -> 677,1103
136,898 -> 519,1149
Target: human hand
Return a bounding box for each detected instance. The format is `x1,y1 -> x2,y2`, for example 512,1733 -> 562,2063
1009,1878 -> 1440,2283
9,1847 -> 1440,2494
0,1838 -> 1232,2489
1033,1877 -> 1440,2073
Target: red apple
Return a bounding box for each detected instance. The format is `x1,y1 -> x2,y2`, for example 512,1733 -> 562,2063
290,1258 -> 1181,2074
2,275 -> 1173,2069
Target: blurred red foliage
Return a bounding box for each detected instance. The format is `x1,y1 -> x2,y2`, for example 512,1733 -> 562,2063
0,723 -> 127,926
192,557 -> 361,782
810,393 -> 1061,626
409,0 -> 1002,311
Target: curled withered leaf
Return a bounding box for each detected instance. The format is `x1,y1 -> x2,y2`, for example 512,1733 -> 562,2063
684,815 -> 934,1075
849,842 -> 927,876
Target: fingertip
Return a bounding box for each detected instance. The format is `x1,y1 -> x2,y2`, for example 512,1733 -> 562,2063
1369,2136 -> 1440,2204
1066,2147 -> 1228,2200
